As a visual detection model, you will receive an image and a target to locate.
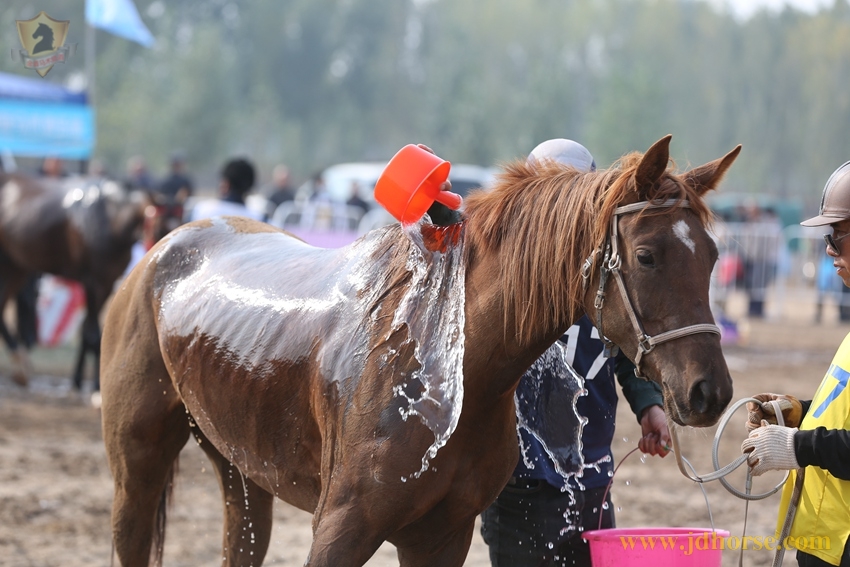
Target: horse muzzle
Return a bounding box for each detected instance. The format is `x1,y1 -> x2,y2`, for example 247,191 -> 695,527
661,359 -> 733,427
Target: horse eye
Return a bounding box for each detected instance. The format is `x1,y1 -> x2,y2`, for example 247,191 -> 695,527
636,250 -> 655,266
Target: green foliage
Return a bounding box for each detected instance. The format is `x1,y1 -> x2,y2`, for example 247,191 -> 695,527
2,0 -> 849,210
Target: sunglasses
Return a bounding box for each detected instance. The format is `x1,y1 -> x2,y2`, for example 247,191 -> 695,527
824,232 -> 850,255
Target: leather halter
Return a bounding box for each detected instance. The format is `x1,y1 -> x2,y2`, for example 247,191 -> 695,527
581,198 -> 721,379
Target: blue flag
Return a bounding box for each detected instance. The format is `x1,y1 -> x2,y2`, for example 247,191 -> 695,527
86,0 -> 154,47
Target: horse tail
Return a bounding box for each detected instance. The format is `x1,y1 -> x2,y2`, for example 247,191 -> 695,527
152,456 -> 179,567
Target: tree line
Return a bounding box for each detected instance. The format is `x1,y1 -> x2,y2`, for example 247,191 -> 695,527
1,0 -> 848,209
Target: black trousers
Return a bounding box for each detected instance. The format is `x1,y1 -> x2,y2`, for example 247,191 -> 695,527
480,481 -> 614,567
797,536 -> 850,567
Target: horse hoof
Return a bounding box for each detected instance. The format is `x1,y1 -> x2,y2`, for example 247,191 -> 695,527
90,391 -> 102,409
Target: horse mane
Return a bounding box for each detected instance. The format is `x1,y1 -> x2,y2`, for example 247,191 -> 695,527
462,151 -> 714,347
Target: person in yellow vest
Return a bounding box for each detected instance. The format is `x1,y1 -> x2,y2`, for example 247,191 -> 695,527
743,160 -> 850,567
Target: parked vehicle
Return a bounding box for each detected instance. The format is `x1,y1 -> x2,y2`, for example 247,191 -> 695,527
292,161 -> 496,234
317,161 -> 496,204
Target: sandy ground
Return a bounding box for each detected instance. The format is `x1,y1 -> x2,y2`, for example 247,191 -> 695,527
0,291 -> 846,566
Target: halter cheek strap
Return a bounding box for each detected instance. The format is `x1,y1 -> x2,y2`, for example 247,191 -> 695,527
583,199 -> 721,379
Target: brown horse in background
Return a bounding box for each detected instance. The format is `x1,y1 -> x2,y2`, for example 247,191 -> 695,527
101,136 -> 740,566
0,173 -> 145,390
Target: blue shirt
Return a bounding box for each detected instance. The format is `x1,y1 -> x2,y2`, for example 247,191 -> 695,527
513,316 -> 661,490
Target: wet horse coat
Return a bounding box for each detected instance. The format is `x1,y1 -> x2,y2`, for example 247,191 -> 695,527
0,173 -> 144,389
101,136 -> 740,566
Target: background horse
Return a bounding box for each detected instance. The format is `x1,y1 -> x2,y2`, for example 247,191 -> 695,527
0,173 -> 145,391
101,136 -> 739,567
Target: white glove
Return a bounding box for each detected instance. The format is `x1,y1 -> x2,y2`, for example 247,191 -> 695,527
741,421 -> 799,476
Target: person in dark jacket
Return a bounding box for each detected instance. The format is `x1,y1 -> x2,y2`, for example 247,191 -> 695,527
744,160 -> 850,567
157,151 -> 194,205
479,140 -> 670,567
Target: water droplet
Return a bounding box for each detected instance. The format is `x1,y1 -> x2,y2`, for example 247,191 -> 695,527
602,501 -> 609,510
624,480 -> 630,486
622,437 -> 629,442
547,542 -> 554,549
607,470 -> 614,477
617,506 -> 622,512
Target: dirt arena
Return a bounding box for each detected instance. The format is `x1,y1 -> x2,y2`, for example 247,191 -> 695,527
0,292 -> 845,566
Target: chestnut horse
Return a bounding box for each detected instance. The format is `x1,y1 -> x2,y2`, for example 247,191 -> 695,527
0,173 -> 145,390
101,136 -> 739,566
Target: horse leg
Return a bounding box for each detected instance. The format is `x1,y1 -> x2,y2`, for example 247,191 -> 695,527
196,433 -> 274,566
101,287 -> 190,566
104,390 -> 190,566
0,275 -> 31,387
396,522 -> 476,567
0,315 -> 30,387
305,503 -> 387,567
104,397 -> 190,566
73,284 -> 105,392
15,275 -> 39,349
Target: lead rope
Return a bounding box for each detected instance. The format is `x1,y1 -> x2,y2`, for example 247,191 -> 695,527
773,469 -> 804,567
668,398 -> 801,567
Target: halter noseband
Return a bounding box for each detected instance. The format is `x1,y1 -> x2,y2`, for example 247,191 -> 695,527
581,198 -> 721,379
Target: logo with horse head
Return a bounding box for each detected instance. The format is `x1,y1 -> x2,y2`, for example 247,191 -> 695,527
13,11 -> 73,77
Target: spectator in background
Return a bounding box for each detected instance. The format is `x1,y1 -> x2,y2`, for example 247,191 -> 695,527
149,152 -> 193,247
190,157 -> 264,222
301,172 -> 348,230
87,159 -> 108,179
346,180 -> 371,217
39,156 -> 66,179
157,151 -> 194,205
740,202 -> 782,318
308,172 -> 332,204
124,155 -> 154,192
266,164 -> 297,209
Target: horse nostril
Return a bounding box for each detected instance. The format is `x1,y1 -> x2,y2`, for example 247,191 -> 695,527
689,379 -> 713,415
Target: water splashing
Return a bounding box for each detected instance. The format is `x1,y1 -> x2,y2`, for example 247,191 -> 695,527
389,222 -> 466,479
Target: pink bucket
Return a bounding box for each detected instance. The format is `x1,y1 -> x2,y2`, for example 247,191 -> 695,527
583,527 -> 730,567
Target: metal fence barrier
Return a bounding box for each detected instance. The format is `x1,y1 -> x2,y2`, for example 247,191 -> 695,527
711,221 -> 850,323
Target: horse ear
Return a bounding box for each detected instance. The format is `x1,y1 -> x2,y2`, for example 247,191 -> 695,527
635,135 -> 672,196
682,145 -> 742,196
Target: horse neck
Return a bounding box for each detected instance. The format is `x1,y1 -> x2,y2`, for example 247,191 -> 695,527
462,238 -> 576,400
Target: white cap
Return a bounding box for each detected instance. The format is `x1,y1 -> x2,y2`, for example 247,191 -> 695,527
527,139 -> 596,173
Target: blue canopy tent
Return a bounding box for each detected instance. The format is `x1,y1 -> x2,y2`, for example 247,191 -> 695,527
0,72 -> 94,160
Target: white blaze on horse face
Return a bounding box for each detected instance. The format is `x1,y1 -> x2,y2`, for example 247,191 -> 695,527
673,220 -> 696,254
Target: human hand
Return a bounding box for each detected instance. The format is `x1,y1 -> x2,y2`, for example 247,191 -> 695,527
416,144 -> 452,193
639,405 -> 670,457
745,393 -> 803,432
741,421 -> 799,476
